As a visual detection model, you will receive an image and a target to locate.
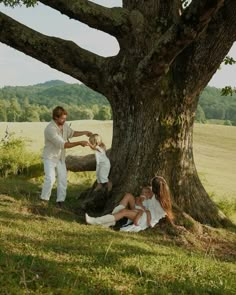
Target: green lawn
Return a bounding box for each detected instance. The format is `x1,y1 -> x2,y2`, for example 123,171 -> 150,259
0,178 -> 236,295
0,122 -> 236,294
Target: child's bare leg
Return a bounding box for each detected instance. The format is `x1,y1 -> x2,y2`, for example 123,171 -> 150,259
119,193 -> 136,210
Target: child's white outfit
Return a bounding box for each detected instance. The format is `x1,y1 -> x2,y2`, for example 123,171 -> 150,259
95,145 -> 111,183
135,195 -> 149,211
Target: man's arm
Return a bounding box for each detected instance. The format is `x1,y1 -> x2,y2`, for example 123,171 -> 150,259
46,127 -> 89,149
72,131 -> 93,137
64,141 -> 89,149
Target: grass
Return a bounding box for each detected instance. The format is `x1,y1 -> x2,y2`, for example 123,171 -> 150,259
0,121 -> 236,294
0,178 -> 236,295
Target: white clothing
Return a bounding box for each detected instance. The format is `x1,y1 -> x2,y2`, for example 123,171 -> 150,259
42,120 -> 74,162
135,195 -> 149,211
95,146 -> 111,183
112,204 -> 125,214
120,195 -> 166,232
40,159 -> 67,202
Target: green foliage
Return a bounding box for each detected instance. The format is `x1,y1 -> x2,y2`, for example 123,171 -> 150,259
0,81 -> 235,124
0,0 -> 37,7
94,106 -> 112,120
224,120 -> 232,126
221,86 -> 236,96
223,56 -> 236,65
0,80 -> 111,122
217,199 -> 236,218
195,105 -> 206,123
199,86 -> 236,124
0,133 -> 40,177
220,57 -> 236,96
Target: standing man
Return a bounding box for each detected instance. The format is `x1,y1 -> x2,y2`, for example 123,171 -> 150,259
40,106 -> 92,207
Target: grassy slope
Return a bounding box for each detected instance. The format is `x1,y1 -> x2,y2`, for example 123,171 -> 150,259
0,122 -> 236,294
0,179 -> 236,295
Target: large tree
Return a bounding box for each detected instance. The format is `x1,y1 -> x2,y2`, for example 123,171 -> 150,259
1,0 -> 236,226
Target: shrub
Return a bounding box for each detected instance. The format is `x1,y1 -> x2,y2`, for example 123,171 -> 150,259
0,134 -> 40,177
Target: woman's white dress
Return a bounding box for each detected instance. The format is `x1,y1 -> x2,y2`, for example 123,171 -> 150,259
95,146 -> 111,183
120,195 -> 166,232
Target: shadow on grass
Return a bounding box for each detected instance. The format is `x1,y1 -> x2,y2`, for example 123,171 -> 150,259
0,250 -> 120,295
1,176 -> 236,266
0,176 -> 87,223
0,246 -> 234,295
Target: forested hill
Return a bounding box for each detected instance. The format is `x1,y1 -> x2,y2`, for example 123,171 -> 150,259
0,80 -> 109,107
0,80 -> 236,124
0,80 -> 110,121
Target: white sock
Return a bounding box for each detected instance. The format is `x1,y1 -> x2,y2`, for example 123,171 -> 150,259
112,204 -> 125,214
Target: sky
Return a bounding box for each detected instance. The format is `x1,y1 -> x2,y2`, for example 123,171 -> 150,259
0,0 -> 235,88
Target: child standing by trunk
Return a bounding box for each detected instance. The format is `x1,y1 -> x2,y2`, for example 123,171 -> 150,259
88,134 -> 112,191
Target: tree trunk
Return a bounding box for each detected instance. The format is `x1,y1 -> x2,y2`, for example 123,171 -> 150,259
71,77 -> 226,226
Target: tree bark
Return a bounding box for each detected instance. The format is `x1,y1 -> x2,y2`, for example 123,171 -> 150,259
66,78 -> 226,226
38,0 -> 130,38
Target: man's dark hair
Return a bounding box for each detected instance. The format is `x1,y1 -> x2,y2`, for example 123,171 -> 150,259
52,106 -> 68,119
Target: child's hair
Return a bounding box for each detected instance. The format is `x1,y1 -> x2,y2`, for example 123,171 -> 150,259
151,176 -> 174,222
141,185 -> 152,194
89,134 -> 102,146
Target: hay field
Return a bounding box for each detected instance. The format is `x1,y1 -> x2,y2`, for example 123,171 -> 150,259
0,121 -> 235,200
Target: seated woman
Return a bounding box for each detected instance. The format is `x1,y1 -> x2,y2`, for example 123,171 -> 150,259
85,176 -> 174,232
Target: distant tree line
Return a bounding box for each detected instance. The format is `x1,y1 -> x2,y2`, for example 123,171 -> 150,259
195,87 -> 236,126
0,81 -> 112,121
0,80 -> 235,124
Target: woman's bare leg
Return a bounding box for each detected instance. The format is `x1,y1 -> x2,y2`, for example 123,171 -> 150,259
119,193 -> 136,210
113,209 -> 139,222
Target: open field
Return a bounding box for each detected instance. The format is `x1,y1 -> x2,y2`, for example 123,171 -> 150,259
0,121 -> 235,201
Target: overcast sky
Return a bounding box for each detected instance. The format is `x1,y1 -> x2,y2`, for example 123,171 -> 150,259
0,0 -> 235,88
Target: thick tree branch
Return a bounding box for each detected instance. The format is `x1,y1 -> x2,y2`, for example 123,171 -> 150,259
66,150 -> 110,172
136,0 -> 224,83
0,11 -> 106,92
38,0 -> 130,38
173,0 -> 236,98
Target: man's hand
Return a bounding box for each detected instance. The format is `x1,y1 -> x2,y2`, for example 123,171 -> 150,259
72,131 -> 93,138
85,131 -> 93,137
80,141 -> 89,147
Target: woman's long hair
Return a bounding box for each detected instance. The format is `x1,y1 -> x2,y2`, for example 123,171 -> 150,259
151,176 -> 174,222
